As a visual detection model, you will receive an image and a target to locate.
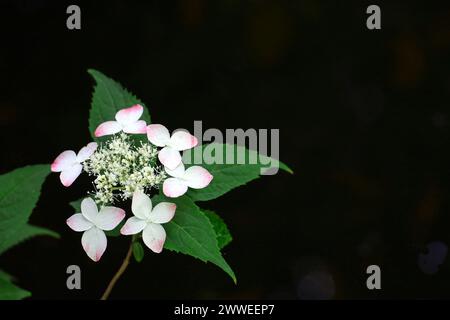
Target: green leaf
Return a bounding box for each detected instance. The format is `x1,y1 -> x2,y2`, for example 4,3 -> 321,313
0,269 -> 13,282
182,143 -> 293,201
88,69 -> 151,140
152,195 -> 236,283
0,269 -> 29,300
69,198 -> 82,212
0,164 -> 59,255
203,210 -> 232,249
0,224 -> 59,256
132,242 -> 145,263
69,197 -> 124,237
0,278 -> 31,300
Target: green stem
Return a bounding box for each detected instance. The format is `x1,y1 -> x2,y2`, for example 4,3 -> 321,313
100,238 -> 134,300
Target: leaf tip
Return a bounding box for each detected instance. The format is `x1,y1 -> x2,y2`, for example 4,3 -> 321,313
87,68 -> 97,75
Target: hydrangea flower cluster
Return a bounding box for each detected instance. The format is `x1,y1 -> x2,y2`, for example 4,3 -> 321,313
51,104 -> 213,261
83,133 -> 165,204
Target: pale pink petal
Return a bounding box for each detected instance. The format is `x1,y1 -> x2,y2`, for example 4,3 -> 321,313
115,104 -> 143,126
142,223 -> 166,253
51,150 -> 77,172
184,166 -> 213,189
164,162 -> 185,179
81,227 -> 107,262
149,202 -> 176,224
122,120 -> 147,134
131,190 -> 152,220
76,142 -> 98,163
146,124 -> 171,147
120,217 -> 147,235
66,213 -> 93,232
158,146 -> 182,170
59,163 -> 83,187
81,197 -> 99,223
95,206 -> 126,231
163,178 -> 188,198
169,131 -> 198,151
94,121 -> 122,137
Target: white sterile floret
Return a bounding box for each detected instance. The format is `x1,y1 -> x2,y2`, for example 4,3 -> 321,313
120,190 -> 176,253
94,104 -> 147,137
51,142 -> 98,187
83,133 -> 166,205
146,124 -> 198,170
66,198 -> 125,262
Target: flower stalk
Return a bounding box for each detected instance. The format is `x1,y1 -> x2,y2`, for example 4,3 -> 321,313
100,239 -> 134,300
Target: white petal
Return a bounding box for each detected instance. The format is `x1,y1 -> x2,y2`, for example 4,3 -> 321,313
81,197 -> 99,223
184,166 -> 213,189
115,104 -> 143,126
66,213 -> 93,232
146,124 -> 171,147
76,142 -> 98,163
142,223 -> 166,253
94,121 -> 122,137
120,217 -> 147,235
59,163 -> 83,187
149,202 -> 176,224
131,190 -> 152,220
51,150 -> 77,172
163,178 -> 188,198
169,131 -> 198,151
122,120 -> 147,134
165,162 -> 185,178
95,206 -> 126,231
81,227 -> 107,262
158,146 -> 182,170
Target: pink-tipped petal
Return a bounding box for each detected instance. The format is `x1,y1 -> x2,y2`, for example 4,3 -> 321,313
66,213 -> 93,232
158,146 -> 182,170
120,217 -> 147,235
80,197 -> 99,223
51,150 -> 77,172
95,206 -> 126,231
123,120 -> 147,134
163,178 -> 188,198
59,163 -> 83,187
149,202 -> 176,224
146,124 -> 171,147
115,104 -> 144,126
142,223 -> 166,253
131,190 -> 152,220
164,162 -> 185,179
169,131 -> 198,151
76,142 -> 98,163
94,121 -> 122,137
184,166 -> 213,189
81,227 -> 107,262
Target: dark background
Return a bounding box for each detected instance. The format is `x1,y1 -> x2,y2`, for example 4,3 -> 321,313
1,0 -> 450,299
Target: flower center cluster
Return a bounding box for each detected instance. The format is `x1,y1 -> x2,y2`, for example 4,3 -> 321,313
83,133 -> 166,204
